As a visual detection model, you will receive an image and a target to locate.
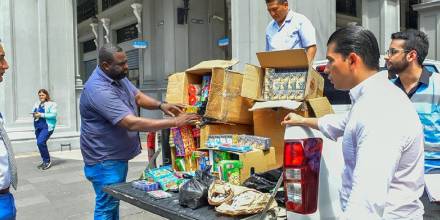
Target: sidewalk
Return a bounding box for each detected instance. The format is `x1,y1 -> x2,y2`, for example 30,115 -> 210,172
13,149 -> 167,220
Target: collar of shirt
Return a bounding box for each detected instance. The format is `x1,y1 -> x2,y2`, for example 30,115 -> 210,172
349,71 -> 385,104
394,68 -> 431,98
96,66 -> 121,86
272,10 -> 294,31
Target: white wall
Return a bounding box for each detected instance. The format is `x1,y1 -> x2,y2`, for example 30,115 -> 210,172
0,0 -> 79,152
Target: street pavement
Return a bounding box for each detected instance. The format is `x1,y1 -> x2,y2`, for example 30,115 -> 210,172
13,149 -> 167,220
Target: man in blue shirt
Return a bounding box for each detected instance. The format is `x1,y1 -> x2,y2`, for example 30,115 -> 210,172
385,29 -> 440,219
0,39 -> 18,220
265,0 -> 317,62
80,44 -> 199,220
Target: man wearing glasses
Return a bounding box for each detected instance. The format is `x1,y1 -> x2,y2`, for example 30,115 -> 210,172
385,29 -> 440,220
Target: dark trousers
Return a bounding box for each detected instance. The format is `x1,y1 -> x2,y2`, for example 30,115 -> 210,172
35,128 -> 53,163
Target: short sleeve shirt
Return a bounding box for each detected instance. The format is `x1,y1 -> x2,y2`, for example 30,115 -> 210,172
265,10 -> 316,51
79,66 -> 141,165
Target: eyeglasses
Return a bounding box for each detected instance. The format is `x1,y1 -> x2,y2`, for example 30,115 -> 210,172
385,48 -> 411,57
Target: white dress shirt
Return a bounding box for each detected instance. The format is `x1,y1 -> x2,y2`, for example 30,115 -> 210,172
318,71 -> 425,219
265,10 -> 316,51
0,116 -> 11,190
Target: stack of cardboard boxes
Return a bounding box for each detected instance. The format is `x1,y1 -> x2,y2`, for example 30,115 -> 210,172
242,49 -> 334,167
165,49 -> 333,184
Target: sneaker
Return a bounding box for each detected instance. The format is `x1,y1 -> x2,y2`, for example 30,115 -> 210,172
37,162 -> 44,169
41,161 -> 52,170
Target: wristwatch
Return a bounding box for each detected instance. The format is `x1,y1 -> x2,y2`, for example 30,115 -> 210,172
158,101 -> 168,111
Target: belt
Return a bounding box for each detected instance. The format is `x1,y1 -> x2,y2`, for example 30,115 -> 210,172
0,187 -> 9,194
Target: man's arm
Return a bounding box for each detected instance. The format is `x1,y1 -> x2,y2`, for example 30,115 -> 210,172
135,91 -> 184,116
282,112 -> 347,141
118,113 -> 200,132
281,112 -> 319,130
306,45 -> 317,63
135,90 -> 161,110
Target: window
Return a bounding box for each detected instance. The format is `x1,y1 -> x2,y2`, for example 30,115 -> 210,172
102,0 -> 124,11
336,0 -> 357,17
83,59 -> 97,82
77,0 -> 97,23
116,24 -> 139,43
400,0 -> 420,30
82,39 -> 96,53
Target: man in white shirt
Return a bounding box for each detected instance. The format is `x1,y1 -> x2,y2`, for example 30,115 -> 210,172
282,26 -> 425,219
0,39 -> 17,220
265,0 -> 317,62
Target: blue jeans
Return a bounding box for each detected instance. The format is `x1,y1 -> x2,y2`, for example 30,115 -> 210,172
84,160 -> 128,220
0,192 -> 16,220
35,128 -> 53,163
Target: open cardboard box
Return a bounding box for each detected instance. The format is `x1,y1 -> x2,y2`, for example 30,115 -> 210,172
170,123 -> 253,172
199,147 -> 278,184
200,123 -> 253,149
241,49 -> 325,101
166,60 -> 253,125
251,97 -> 334,167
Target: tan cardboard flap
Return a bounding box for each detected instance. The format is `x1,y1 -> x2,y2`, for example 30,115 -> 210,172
241,64 -> 265,101
249,100 -> 302,111
186,59 -> 239,74
256,49 -> 309,69
307,97 -> 335,117
205,68 -> 253,124
166,72 -> 187,104
304,68 -> 325,99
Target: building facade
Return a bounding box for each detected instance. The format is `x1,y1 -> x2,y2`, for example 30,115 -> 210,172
0,0 -> 437,152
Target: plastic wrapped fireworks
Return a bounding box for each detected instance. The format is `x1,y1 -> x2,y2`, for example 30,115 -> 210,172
263,68 -> 308,100
206,134 -> 271,151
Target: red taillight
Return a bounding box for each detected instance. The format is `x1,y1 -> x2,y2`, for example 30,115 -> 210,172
315,65 -> 326,73
285,142 -> 305,166
283,139 -> 323,214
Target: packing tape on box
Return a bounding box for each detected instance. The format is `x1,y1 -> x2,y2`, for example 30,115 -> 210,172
206,68 -> 241,122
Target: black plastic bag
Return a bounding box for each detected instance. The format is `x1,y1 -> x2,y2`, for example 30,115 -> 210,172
179,166 -> 215,209
243,167 -> 285,205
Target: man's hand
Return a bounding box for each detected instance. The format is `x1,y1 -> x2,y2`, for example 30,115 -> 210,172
281,112 -> 305,126
174,113 -> 201,127
160,103 -> 184,117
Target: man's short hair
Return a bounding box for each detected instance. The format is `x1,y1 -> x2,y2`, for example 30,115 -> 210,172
327,26 -> 380,71
391,29 -> 429,66
265,0 -> 288,4
98,44 -> 124,65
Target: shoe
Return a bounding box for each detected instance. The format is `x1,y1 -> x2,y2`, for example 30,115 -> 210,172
41,161 -> 52,170
37,162 -> 44,169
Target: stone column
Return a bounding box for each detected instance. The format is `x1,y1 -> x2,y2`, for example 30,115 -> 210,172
0,0 -> 80,152
362,0 -> 400,52
413,0 -> 440,60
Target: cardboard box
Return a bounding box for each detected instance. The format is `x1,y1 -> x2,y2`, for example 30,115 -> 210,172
200,123 -> 253,149
166,60 -> 253,125
250,98 -> 334,167
241,49 -> 324,101
202,147 -> 278,184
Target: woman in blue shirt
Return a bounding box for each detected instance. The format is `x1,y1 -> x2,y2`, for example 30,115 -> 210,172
32,89 -> 57,170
